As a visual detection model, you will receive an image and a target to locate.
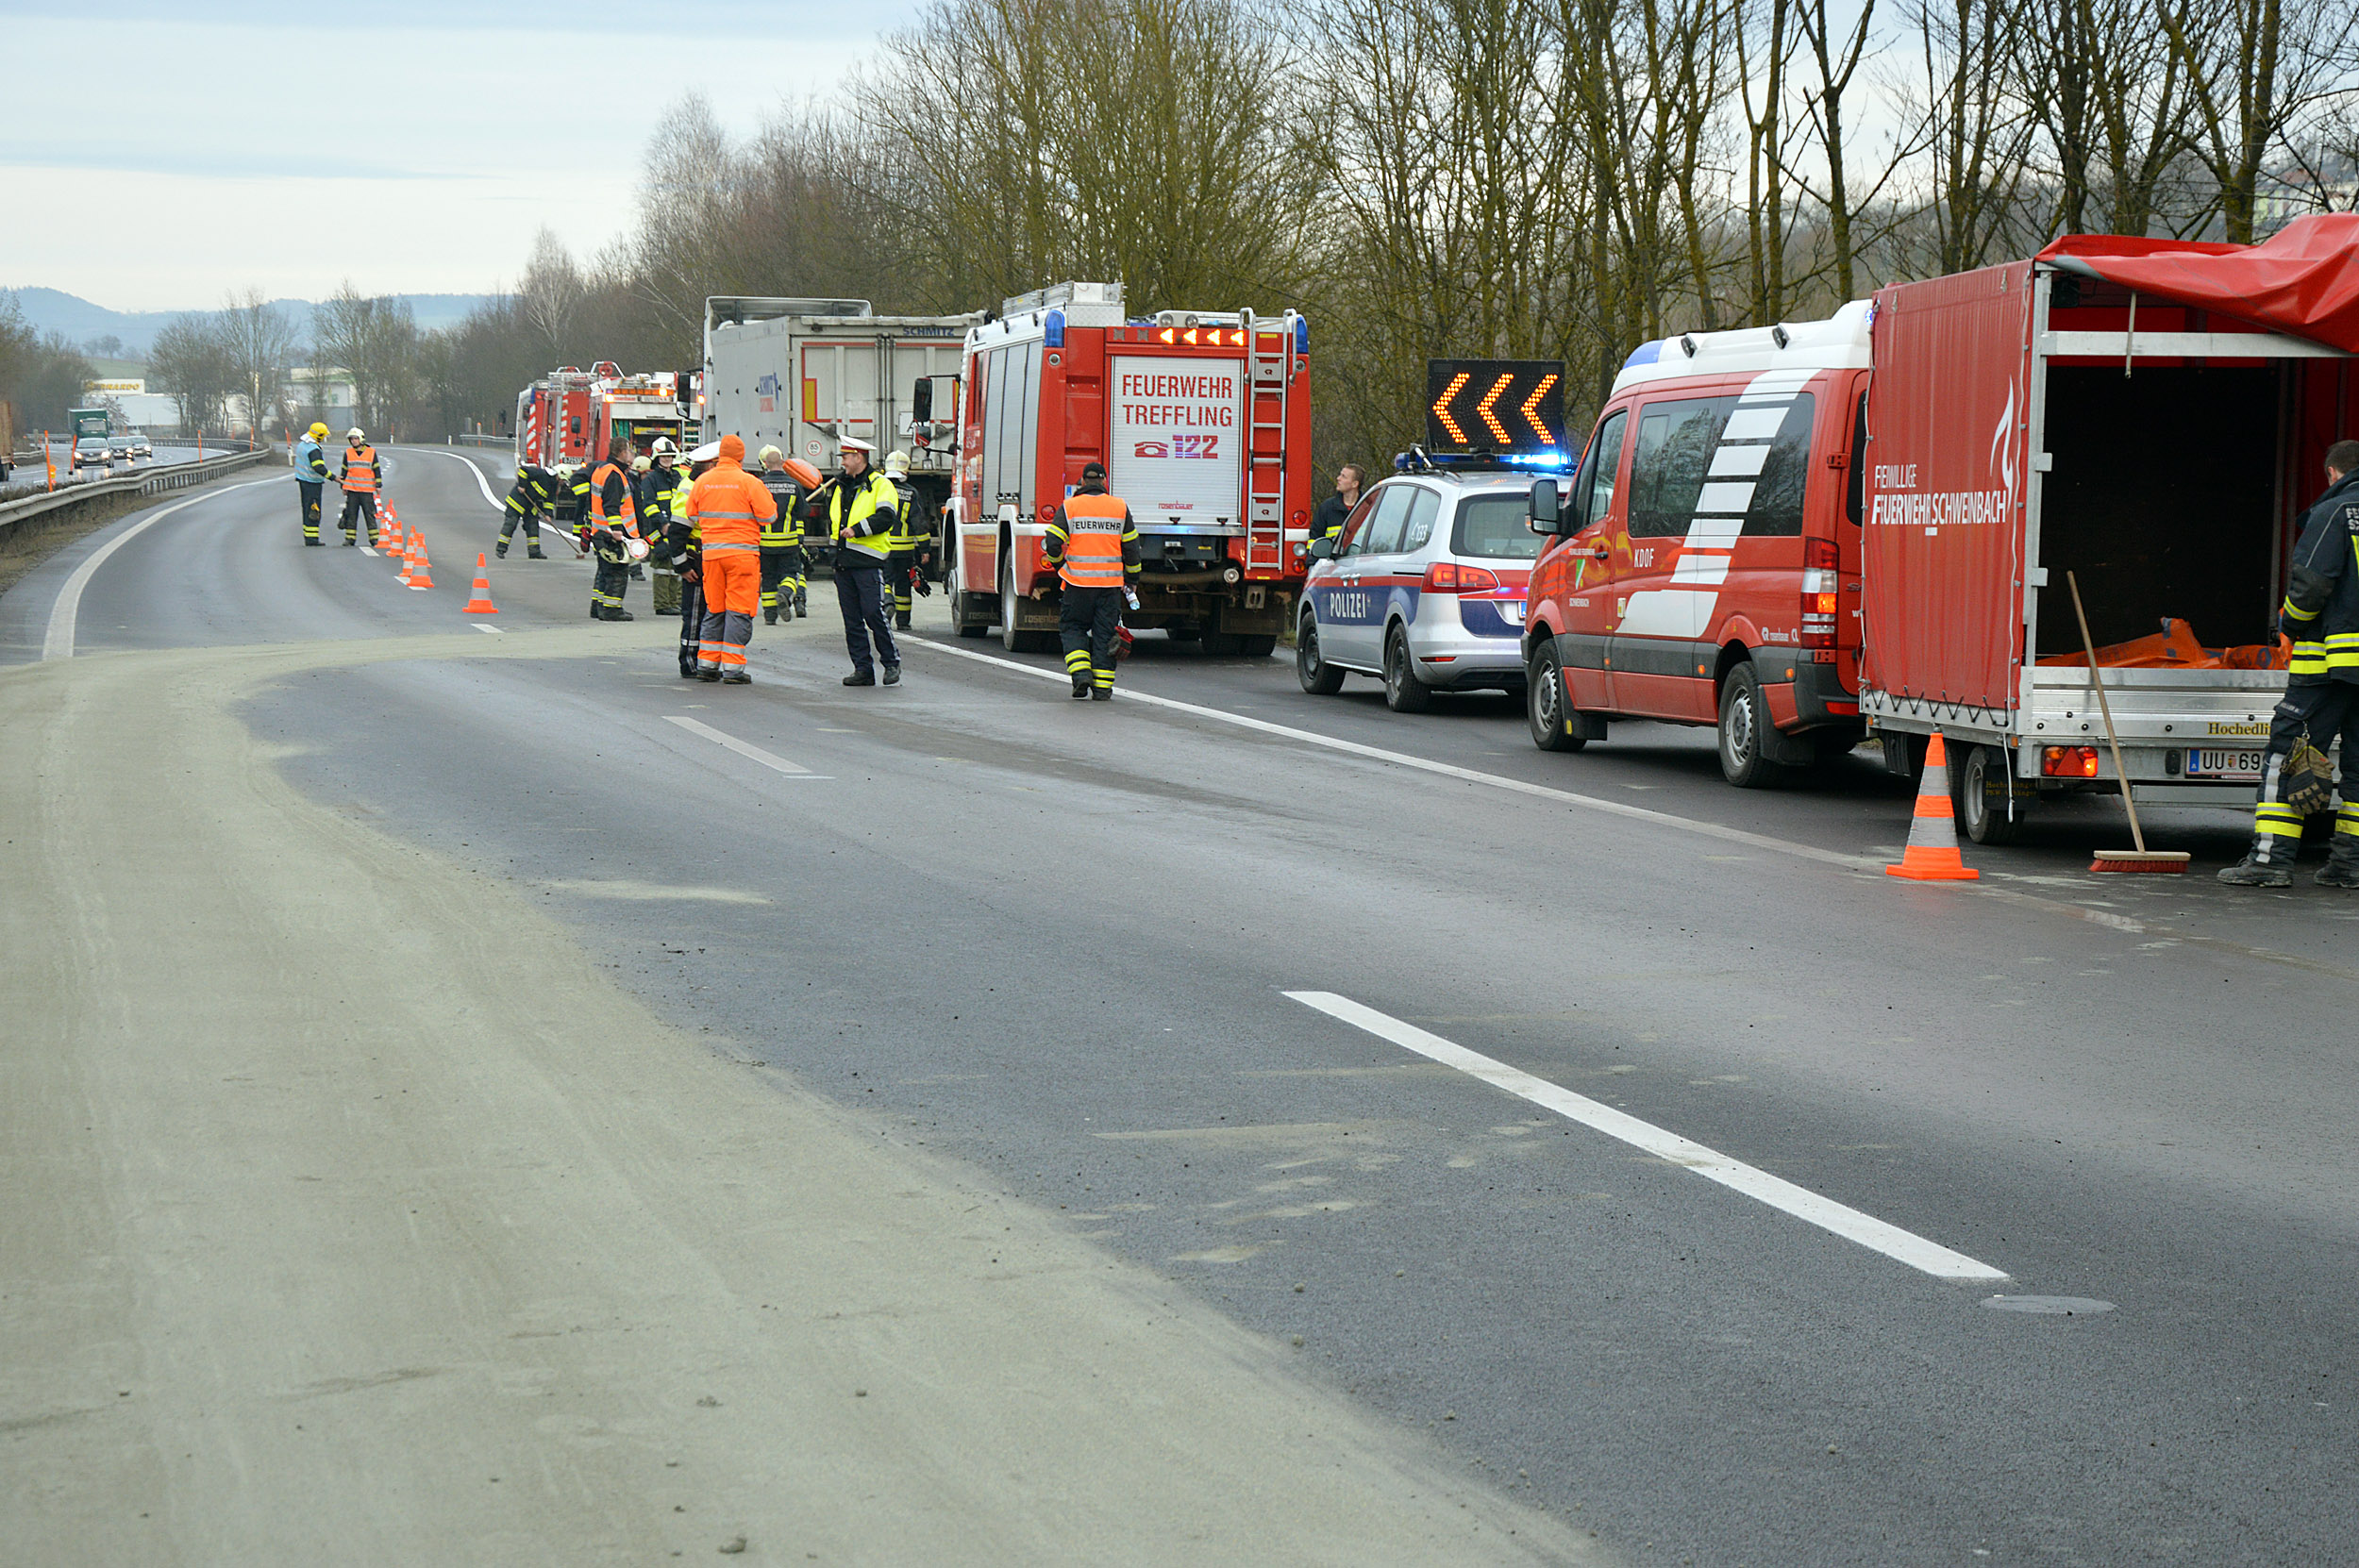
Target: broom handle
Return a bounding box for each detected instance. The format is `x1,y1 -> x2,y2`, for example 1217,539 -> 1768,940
2066,570 -> 2149,853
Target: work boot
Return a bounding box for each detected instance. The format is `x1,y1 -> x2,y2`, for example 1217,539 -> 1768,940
882,664 -> 902,687
608,608 -> 634,622
895,611 -> 912,631
1071,676 -> 1092,700
527,547 -> 546,559
764,608 -> 778,626
2217,853 -> 2294,888
2317,837 -> 2359,888
843,670 -> 876,687
343,536 -> 358,546
591,604 -> 605,620
696,664 -> 722,681
304,539 -> 323,547
721,671 -> 751,685
795,592 -> 808,616
495,542 -> 509,559
1091,686 -> 1113,702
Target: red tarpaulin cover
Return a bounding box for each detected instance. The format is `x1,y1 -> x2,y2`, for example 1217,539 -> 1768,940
2037,213 -> 2359,353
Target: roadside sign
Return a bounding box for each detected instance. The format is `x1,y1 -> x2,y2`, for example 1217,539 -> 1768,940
1425,359 -> 1565,456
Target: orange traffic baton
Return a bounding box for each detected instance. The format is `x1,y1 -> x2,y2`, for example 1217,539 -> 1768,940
1885,732 -> 1979,881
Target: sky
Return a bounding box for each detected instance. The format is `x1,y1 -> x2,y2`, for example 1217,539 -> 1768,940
0,1 -> 918,311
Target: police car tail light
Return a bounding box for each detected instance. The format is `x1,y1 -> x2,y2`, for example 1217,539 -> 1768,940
2042,744 -> 2100,778
1423,561 -> 1500,593
1800,537 -> 1840,647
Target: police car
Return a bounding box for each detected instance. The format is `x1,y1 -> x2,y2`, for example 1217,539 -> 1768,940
1296,458 -> 1544,709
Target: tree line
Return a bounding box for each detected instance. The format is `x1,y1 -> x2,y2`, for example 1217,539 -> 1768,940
90,0 -> 2359,471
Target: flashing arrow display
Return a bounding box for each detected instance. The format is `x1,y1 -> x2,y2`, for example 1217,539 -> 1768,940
1425,359 -> 1567,455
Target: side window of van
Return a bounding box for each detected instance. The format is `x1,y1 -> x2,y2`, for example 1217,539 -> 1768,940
1354,485 -> 1414,556
1575,410 -> 1627,529
1741,392 -> 1816,538
1630,396 -> 1736,537
1335,492 -> 1378,553
1400,488 -> 1441,552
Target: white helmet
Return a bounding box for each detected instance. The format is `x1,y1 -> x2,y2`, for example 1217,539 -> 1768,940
346,427 -> 365,442
651,436 -> 678,457
883,449 -> 910,477
757,443 -> 784,465
631,456 -> 651,473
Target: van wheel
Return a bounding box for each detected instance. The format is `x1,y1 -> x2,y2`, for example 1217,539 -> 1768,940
1717,663 -> 1797,789
1297,612 -> 1345,694
1526,642 -> 1585,751
1956,743 -> 2025,845
1383,626 -> 1433,712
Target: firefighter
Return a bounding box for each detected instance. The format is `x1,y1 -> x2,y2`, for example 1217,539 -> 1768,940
683,434 -> 777,683
337,427 -> 382,546
293,421 -> 329,544
586,440 -> 640,621
638,438 -> 682,529
649,442 -> 714,677
497,461 -> 560,558
813,437 -> 902,686
1041,459 -> 1141,701
880,449 -> 927,630
561,463 -> 593,549
755,444 -> 803,625
1312,463 -> 1364,544
2221,440 -> 2359,888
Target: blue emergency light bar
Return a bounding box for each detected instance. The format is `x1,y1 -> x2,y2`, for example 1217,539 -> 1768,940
1393,448 -> 1565,475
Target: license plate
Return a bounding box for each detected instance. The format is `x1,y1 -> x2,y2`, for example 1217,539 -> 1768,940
2186,747 -> 2264,779
1501,599 -> 1526,625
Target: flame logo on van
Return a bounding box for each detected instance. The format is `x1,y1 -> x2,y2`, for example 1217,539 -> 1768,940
1989,381 -> 2016,514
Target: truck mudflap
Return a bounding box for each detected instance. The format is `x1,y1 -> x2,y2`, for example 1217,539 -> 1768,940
1748,653 -> 1859,731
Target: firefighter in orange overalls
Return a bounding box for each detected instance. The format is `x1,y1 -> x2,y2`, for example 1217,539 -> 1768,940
586,440 -> 640,621
337,427 -> 381,546
1041,459 -> 1141,700
683,434 -> 778,683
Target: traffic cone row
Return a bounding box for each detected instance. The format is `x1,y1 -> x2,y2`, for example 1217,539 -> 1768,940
1885,732 -> 1979,881
381,503 -> 404,555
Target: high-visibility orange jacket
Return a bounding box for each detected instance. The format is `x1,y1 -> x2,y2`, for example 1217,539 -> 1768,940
1045,488 -> 1139,589
684,459 -> 778,555
589,460 -> 637,532
339,443 -> 380,494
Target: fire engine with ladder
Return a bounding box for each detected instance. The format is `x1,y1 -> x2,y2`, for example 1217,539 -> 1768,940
513,363 -> 692,471
946,281 -> 1314,656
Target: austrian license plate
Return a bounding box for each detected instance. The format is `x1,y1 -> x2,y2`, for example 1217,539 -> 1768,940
2186,747 -> 2264,779
1500,599 -> 1526,625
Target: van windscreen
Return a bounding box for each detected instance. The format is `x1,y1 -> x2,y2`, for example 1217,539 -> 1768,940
1452,495 -> 1545,559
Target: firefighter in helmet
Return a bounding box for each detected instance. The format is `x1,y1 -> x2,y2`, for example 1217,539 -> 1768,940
498,460 -> 560,558
880,449 -> 929,630
756,444 -> 805,624
1042,459 -> 1141,701
586,440 -> 640,621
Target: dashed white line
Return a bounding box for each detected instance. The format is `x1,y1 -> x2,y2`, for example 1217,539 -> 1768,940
663,715 -> 830,778
473,625 -> 504,634
1284,991 -> 2010,1283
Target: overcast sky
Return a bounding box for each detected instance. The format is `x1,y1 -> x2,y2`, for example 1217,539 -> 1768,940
0,0 -> 916,311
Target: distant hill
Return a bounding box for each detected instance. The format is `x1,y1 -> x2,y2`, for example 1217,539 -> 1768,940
2,287 -> 498,357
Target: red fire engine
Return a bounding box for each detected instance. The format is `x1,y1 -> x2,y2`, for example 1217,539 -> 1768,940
945,281 -> 1314,656
513,364 -> 691,472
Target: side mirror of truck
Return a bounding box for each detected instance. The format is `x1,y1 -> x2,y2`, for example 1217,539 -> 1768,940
1307,535 -> 1336,560
1528,477 -> 1561,534
912,379 -> 934,423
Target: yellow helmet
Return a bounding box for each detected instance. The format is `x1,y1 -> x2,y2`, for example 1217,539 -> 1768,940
883,449 -> 911,477
757,443 -> 783,465
631,456 -> 651,473
308,422 -> 329,439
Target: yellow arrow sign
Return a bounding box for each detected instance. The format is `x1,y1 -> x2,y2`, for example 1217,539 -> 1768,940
1430,372 -> 1471,445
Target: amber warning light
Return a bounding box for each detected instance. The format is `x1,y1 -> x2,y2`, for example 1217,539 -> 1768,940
1425,359 -> 1564,456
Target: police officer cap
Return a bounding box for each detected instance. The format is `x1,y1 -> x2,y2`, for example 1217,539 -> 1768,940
1081,460 -> 1107,481
838,436 -> 877,455
688,441 -> 722,464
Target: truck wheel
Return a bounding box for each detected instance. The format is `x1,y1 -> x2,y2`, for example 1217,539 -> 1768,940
1297,611 -> 1346,694
1236,634 -> 1277,659
1383,626 -> 1434,712
999,555 -> 1051,654
1717,662 -> 1797,789
1955,743 -> 2025,845
1200,630 -> 1246,655
1526,642 -> 1585,752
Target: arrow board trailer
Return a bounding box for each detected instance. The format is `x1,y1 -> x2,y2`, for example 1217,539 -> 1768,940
949,280 -> 1314,655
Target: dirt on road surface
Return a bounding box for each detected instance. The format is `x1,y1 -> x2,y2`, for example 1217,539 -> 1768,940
0,627 -> 1598,1565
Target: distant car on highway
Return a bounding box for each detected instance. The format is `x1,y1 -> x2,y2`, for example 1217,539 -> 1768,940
73,436 -> 113,472
1296,459 -> 1542,709
127,435 -> 153,460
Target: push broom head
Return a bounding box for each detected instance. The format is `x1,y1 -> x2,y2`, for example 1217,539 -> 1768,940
2090,849 -> 2191,874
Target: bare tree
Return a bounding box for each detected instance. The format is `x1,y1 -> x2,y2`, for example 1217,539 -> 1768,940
518,227 -> 588,361
2160,0 -> 2357,239
148,314 -> 239,438
314,285 -> 417,436
1895,0 -> 2039,272
219,289 -> 298,443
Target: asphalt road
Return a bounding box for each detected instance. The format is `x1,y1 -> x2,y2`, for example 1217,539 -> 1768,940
3,446 -> 2355,1565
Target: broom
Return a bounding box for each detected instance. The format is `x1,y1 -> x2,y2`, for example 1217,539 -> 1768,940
2068,570 -> 2190,874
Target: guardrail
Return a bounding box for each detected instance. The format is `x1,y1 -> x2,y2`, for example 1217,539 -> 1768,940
451,433 -> 509,448
0,450 -> 277,545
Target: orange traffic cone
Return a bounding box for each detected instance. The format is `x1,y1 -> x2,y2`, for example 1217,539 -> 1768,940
408,528 -> 434,589
462,552 -> 497,613
381,505 -> 404,555
395,528 -> 417,586
1885,732 -> 1980,881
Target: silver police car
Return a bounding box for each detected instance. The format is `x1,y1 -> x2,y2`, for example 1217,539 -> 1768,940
1296,466 -> 1541,709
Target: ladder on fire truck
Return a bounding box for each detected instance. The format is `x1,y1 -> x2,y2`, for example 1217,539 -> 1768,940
1242,309 -> 1298,575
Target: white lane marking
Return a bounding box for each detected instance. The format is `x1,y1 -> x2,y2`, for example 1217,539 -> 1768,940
663,715 -> 830,778
474,625 -> 504,634
360,546 -> 378,557
901,635 -> 1872,871
42,477 -> 278,660
1284,991 -> 2009,1283
428,446 -> 503,509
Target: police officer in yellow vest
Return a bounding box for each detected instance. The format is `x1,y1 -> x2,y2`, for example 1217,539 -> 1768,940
1042,460 -> 1142,701
816,437 -> 902,686
337,427 -> 382,546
